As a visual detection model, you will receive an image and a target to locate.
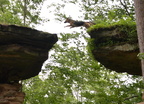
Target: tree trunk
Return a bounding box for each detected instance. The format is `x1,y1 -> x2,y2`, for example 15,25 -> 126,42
134,0 -> 144,103
134,0 -> 144,79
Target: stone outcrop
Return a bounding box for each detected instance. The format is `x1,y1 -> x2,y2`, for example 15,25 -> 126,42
88,24 -> 141,75
0,24 -> 58,83
0,83 -> 24,104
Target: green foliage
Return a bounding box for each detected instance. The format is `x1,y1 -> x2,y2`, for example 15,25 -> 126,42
0,0 -> 46,26
23,32 -> 143,104
47,0 -> 135,24
137,53 -> 144,60
0,0 -> 22,25
22,0 -> 143,103
81,0 -> 135,22
0,11 -> 22,25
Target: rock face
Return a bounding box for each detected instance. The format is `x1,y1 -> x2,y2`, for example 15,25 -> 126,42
0,24 -> 58,83
88,24 -> 141,76
0,83 -> 25,104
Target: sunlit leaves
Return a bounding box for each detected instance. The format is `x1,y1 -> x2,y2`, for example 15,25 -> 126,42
0,0 -> 46,26
22,0 -> 143,103
46,0 -> 135,24
23,30 -> 143,103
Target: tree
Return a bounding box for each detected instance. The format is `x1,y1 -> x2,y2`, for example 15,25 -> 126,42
47,0 -> 135,23
21,0 -> 144,103
134,0 -> 144,79
0,0 -> 22,25
0,0 -> 46,27
11,0 -> 46,26
134,0 -> 144,102
23,32 -> 143,104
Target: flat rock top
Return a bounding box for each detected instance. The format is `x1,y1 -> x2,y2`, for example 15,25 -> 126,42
0,24 -> 58,83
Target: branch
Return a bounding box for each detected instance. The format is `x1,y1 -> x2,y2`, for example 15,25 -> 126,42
123,95 -> 138,101
119,0 -> 131,17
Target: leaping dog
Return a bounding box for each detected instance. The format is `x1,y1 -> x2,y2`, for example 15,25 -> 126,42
64,18 -> 95,29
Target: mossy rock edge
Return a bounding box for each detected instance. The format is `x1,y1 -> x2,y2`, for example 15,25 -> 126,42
88,23 -> 141,75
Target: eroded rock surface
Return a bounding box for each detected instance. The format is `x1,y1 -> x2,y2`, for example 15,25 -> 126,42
88,25 -> 141,75
0,83 -> 24,104
0,24 -> 58,83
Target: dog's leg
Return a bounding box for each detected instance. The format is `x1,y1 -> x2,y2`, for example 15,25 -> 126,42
65,25 -> 75,28
64,25 -> 71,28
